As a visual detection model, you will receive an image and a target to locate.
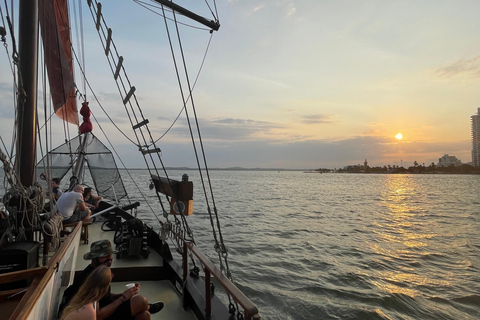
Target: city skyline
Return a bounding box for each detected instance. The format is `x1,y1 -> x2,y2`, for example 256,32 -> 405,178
472,107 -> 480,167
0,1 -> 479,169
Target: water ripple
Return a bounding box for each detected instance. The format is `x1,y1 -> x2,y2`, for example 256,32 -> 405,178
122,170 -> 480,320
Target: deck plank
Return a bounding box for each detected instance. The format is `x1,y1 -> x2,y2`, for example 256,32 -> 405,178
75,221 -> 163,271
111,280 -> 197,320
57,220 -> 195,319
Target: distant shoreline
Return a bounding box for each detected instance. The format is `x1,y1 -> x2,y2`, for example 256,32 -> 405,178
121,167 -> 310,171
120,167 -> 480,174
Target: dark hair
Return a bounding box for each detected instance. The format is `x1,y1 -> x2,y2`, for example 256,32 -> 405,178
83,187 -> 92,198
52,178 -> 60,184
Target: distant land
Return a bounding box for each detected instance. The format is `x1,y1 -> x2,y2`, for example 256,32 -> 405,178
123,167 -> 310,171
121,165 -> 479,174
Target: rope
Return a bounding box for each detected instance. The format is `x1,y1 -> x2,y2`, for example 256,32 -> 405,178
86,1 -> 172,222
1,0 -> 21,161
152,33 -> 214,144
133,0 -> 210,31
42,212 -> 63,251
162,2 -> 239,313
72,0 -> 87,97
84,2 -> 239,314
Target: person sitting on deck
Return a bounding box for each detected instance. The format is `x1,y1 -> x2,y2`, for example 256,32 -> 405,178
59,265 -> 112,320
58,240 -> 164,320
83,187 -> 103,211
56,185 -> 91,224
51,177 -> 63,200
40,173 -> 63,200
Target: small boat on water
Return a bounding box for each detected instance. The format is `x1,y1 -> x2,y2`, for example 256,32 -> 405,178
0,1 -> 260,319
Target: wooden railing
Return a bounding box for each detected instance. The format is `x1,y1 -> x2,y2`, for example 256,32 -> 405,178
0,221 -> 82,320
183,241 -> 261,320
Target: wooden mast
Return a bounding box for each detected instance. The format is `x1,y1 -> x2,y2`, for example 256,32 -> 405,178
16,0 -> 39,187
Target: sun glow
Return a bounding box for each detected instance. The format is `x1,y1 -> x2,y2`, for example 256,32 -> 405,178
395,133 -> 403,140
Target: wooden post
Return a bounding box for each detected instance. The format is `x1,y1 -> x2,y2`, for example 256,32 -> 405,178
182,240 -> 188,309
205,269 -> 211,316
182,241 -> 188,280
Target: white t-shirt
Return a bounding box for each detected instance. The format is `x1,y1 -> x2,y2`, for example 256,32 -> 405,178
55,191 -> 84,219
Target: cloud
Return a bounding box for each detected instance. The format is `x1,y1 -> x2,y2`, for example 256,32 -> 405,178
434,56 -> 480,79
124,133 -> 470,170
300,114 -> 334,125
286,2 -> 296,16
239,73 -> 291,89
163,117 -> 284,141
253,4 -> 266,13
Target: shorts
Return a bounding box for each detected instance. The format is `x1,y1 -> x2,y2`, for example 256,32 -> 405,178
104,300 -> 133,320
63,208 -> 89,224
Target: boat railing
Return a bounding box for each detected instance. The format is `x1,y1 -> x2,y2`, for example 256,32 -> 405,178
0,222 -> 82,320
183,241 -> 261,320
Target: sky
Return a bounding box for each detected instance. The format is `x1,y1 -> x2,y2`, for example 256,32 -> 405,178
1,0 -> 480,169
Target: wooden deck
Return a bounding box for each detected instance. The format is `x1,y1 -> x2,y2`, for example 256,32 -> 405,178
69,219 -> 197,320
74,222 -> 163,270
2,213 -> 260,319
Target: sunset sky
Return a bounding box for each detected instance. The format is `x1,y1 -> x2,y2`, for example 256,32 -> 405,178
1,0 -> 480,169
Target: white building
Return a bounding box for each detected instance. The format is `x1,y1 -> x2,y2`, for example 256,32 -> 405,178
472,107 -> 480,167
437,154 -> 462,167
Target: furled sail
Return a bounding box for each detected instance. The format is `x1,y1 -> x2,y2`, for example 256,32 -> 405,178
36,133 -> 127,201
39,0 -> 78,125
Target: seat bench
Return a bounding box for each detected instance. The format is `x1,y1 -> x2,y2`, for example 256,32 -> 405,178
63,218 -> 93,244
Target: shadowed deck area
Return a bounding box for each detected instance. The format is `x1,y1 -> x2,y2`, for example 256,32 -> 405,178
62,219 -> 196,320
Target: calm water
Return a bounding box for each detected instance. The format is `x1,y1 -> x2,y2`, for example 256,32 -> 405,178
123,170 -> 480,320
2,170 -> 478,319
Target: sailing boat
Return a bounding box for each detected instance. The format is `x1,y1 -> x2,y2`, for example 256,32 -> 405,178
0,1 -> 260,319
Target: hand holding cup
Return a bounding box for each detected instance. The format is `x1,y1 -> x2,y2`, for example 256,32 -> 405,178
123,283 -> 140,299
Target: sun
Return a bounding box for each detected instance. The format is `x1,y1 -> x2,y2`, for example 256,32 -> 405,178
395,133 -> 403,140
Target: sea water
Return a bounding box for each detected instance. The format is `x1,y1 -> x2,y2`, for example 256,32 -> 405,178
123,170 -> 480,320
2,170 -> 479,319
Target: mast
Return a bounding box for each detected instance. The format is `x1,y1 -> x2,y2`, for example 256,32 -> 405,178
70,133 -> 89,189
151,0 -> 220,31
16,0 -> 39,187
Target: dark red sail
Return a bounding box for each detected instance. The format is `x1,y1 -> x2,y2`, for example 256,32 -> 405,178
39,0 -> 78,125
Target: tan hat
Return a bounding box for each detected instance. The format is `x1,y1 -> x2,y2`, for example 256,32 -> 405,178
83,240 -> 118,260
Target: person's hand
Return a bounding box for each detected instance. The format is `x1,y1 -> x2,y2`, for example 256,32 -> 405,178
122,286 -> 140,300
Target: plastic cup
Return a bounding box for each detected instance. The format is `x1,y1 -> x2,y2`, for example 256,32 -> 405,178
126,283 -> 135,290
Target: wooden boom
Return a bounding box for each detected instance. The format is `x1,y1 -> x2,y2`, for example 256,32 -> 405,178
151,174 -> 193,215
151,0 -> 220,31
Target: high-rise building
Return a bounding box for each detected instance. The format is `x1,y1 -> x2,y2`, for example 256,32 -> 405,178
472,107 -> 480,167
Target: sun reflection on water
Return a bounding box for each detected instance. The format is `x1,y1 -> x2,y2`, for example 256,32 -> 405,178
369,175 -> 443,297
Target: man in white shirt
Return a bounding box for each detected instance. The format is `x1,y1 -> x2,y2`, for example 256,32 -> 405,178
56,184 -> 91,223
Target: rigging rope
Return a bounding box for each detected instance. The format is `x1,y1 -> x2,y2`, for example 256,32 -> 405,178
152,33 -> 214,144
72,0 -> 87,98
160,1 -> 238,312
133,0 -> 211,31
84,1 -> 239,315
55,3 -> 162,221
84,1 -> 197,262
167,0 -> 230,263
86,1 -> 173,220
1,0 -> 21,162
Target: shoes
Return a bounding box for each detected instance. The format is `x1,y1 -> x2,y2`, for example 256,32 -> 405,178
149,301 -> 164,314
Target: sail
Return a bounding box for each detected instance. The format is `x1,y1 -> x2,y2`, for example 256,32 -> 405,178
36,134 -> 127,201
39,0 -> 78,125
